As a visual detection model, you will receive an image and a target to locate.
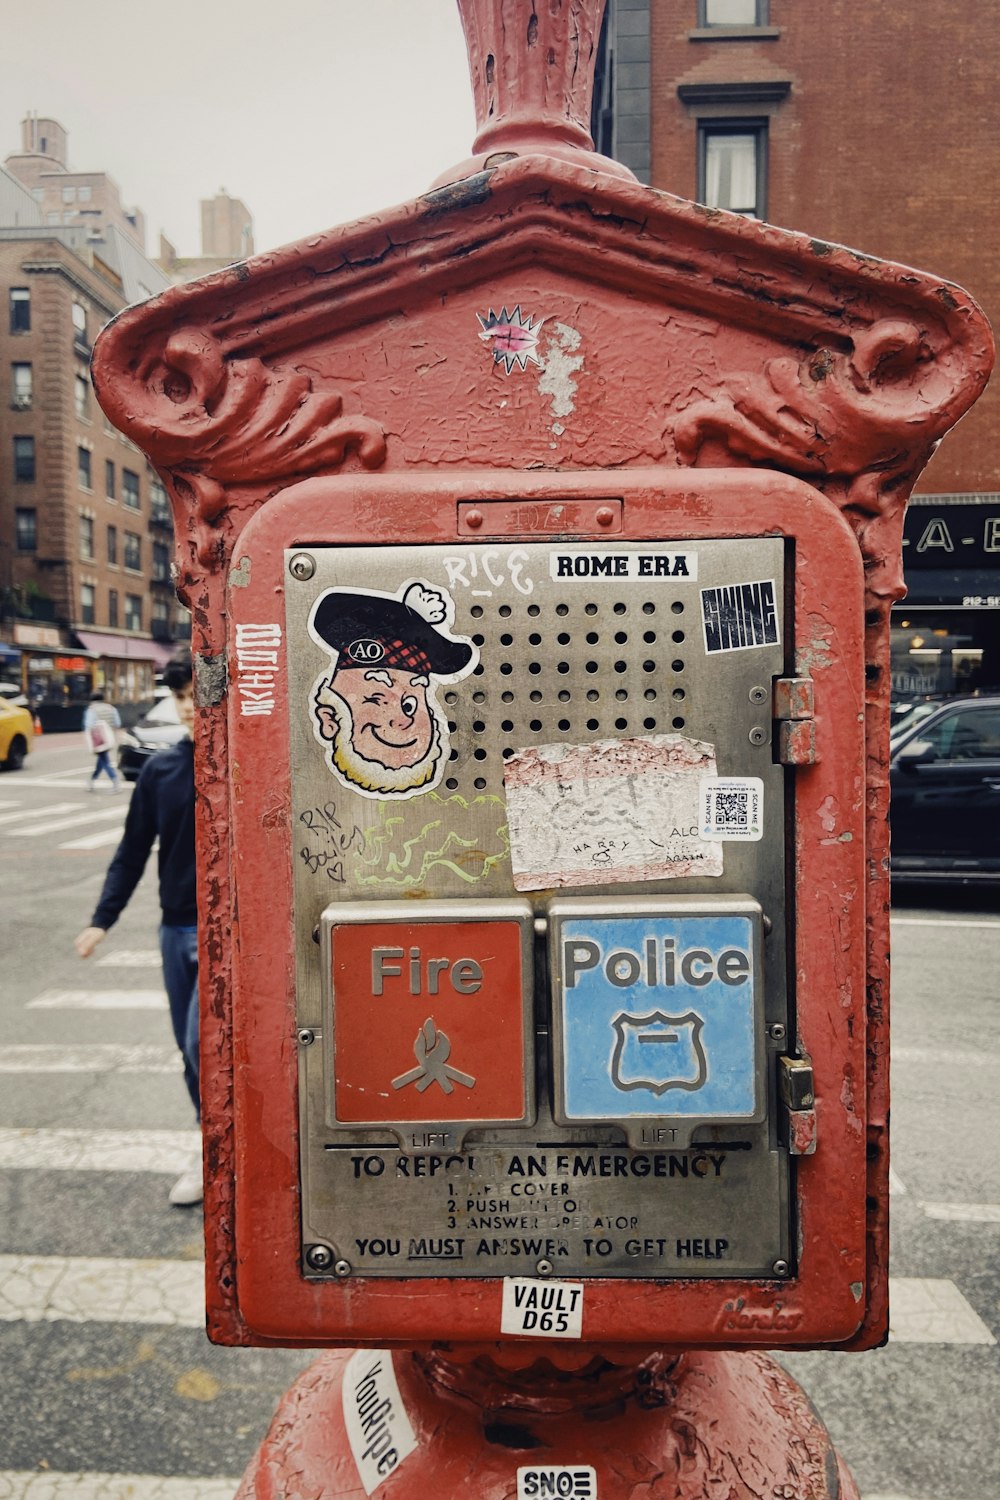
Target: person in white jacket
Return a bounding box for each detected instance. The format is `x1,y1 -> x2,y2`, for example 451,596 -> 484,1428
83,690 -> 122,791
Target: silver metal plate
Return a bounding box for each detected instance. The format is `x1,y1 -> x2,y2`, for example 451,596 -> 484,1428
286,538 -> 790,1278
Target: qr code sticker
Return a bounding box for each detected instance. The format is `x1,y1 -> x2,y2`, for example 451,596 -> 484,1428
700,777 -> 763,841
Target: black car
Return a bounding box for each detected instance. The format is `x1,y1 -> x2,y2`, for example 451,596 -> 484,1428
890,695 -> 1000,886
117,694 -> 187,781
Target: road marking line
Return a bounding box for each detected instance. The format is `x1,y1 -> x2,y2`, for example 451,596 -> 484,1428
96,949 -> 161,967
0,802 -> 81,828
0,1045 -> 179,1074
27,989 -> 166,1010
0,1126 -> 198,1173
921,1201 -> 1000,1223
888,1277 -> 996,1345
60,825 -> 128,850
10,808 -> 127,837
893,1045 -> 989,1068
865,1494 -> 976,1500
0,1254 -> 203,1326
891,917 -> 1000,930
0,1473 -> 239,1499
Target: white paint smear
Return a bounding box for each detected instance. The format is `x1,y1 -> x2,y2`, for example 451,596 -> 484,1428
0,1255 -> 203,1327
504,735 -> 722,890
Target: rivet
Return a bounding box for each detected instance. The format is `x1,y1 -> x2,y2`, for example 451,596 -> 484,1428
297,1028 -> 316,1047
596,506 -> 615,528
465,509 -> 484,530
748,726 -> 767,746
289,552 -> 315,581
769,1023 -> 786,1041
334,1259 -> 352,1279
535,1258 -> 553,1276
772,1259 -> 790,1277
749,685 -> 768,704
305,1243 -> 334,1271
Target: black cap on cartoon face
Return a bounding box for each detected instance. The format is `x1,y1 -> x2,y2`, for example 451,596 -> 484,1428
311,588 -> 474,677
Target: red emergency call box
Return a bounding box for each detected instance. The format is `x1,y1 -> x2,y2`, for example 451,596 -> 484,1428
89,0 -> 991,1360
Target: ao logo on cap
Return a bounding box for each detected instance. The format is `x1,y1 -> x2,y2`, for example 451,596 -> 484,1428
349,638 -> 385,663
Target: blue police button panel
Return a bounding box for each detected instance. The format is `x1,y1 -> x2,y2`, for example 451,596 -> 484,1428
551,901 -> 763,1123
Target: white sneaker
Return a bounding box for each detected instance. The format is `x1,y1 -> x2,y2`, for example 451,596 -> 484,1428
168,1159 -> 203,1206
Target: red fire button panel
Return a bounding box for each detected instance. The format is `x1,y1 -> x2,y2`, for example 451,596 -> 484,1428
321,900 -> 535,1129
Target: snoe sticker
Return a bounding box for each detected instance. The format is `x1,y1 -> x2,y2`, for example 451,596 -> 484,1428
342,1349 -> 418,1494
517,1465 -> 598,1499
700,777 -> 764,841
501,1277 -> 584,1338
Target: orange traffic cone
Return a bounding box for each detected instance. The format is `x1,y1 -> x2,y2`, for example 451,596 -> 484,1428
33,714 -> 42,734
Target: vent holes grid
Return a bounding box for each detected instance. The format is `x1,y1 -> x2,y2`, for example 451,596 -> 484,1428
441,597 -> 690,793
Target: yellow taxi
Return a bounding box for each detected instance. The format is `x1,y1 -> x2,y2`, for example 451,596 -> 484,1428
0,699 -> 34,771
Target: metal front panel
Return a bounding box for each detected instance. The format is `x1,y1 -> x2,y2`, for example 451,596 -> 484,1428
287,538 -> 790,1279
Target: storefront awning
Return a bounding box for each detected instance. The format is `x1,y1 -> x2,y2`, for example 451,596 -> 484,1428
75,631 -> 162,662
897,570 -> 1000,609
0,643 -> 20,667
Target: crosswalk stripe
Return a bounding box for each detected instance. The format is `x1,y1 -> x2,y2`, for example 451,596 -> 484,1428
891,916 -> 1000,930
0,1254 -> 204,1326
60,825 -> 128,850
888,1277 -> 996,1345
10,807 -> 127,837
0,1127 -> 198,1173
27,989 -> 166,1010
0,1045 -> 179,1074
96,950 -> 161,967
921,1201 -> 1000,1223
0,802 -> 80,828
0,1472 -> 240,1498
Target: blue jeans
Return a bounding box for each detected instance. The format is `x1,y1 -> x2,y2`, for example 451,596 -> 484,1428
91,750 -> 119,784
159,924 -> 199,1119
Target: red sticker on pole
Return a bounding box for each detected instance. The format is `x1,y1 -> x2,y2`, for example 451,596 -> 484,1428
324,905 -> 534,1125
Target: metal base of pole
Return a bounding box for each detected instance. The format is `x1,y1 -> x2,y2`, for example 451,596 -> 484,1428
237,1344 -> 860,1498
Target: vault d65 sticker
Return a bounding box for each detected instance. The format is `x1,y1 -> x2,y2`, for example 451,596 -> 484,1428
307,579 -> 478,800
550,903 -> 764,1125
323,906 -> 534,1126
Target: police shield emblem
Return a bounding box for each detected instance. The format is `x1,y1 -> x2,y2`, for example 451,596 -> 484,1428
610,1011 -> 708,1096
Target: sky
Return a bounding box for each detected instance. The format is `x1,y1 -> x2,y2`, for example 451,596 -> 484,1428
2,0 -> 478,259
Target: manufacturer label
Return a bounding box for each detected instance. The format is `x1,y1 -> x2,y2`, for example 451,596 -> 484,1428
699,777 -> 764,841
501,1277 -> 584,1338
517,1466 -> 597,1499
342,1349 -> 417,1495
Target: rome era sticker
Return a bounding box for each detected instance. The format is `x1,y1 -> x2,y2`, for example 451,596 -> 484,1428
308,580 -> 478,800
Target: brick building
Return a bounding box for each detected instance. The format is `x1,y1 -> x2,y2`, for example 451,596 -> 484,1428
0,134 -> 187,717
594,0 -> 1000,696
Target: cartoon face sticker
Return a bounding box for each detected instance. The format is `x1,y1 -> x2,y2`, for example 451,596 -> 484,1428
307,580 -> 479,799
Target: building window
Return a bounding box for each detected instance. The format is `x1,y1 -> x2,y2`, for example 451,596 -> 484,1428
78,445 -> 93,489
699,122 -> 767,217
124,531 -> 142,571
62,185 -> 76,204
150,478 -> 170,525
72,301 -> 89,354
78,185 -> 92,203
75,373 -> 90,421
152,540 -> 171,582
81,583 -> 96,626
105,459 -> 116,499
12,363 -> 32,409
14,436 -> 36,481
107,524 -> 118,566
16,508 -> 37,552
108,589 -> 119,628
47,211 -> 60,226
122,468 -> 140,509
700,0 -> 767,23
80,514 -> 95,560
124,593 -> 142,632
9,288 -> 30,334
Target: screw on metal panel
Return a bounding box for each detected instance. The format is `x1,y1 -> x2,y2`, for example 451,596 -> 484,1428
535,1259 -> 553,1276
769,1024 -> 786,1041
297,1028 -> 316,1046
748,726 -> 768,745
749,685 -> 768,703
596,506 -> 615,528
772,1260 -> 790,1277
288,552 -> 316,580
305,1243 -> 334,1271
465,509 -> 484,530
334,1259 -> 352,1279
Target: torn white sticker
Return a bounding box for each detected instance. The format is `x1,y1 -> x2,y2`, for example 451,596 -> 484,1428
502,1277 -> 584,1338
518,1465 -> 598,1498
504,736 -> 723,890
700,777 -> 764,841
342,1349 -> 418,1494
